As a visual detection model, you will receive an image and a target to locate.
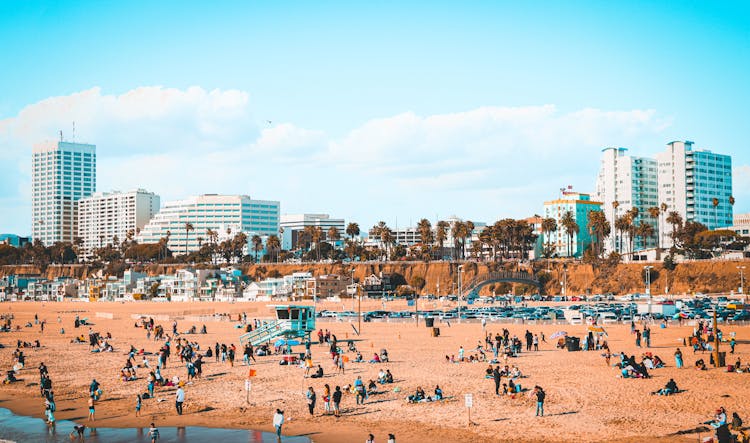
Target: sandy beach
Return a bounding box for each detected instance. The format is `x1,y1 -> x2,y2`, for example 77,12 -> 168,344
1,300 -> 748,443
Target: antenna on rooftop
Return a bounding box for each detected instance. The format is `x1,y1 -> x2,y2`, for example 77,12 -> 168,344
59,130 -> 64,142
72,121 -> 75,143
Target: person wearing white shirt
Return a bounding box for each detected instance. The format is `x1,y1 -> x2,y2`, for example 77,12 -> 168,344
273,409 -> 284,440
175,387 -> 185,415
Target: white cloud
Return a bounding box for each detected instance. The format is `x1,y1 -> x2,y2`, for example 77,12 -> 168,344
0,86 -> 674,234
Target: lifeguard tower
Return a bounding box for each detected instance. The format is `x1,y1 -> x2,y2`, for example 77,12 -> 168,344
239,305 -> 316,347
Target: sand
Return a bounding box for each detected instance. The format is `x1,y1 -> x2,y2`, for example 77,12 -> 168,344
0,300 -> 748,443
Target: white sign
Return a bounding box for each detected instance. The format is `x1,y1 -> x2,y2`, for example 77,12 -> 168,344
464,393 -> 473,408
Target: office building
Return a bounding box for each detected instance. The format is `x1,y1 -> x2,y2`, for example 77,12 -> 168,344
32,141 -> 96,245
280,214 -> 345,250
77,189 -> 160,258
595,147 -> 659,252
543,189 -> 602,257
656,141 -> 733,245
136,194 -> 279,254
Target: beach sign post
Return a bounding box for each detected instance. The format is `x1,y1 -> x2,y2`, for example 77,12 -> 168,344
246,369 -> 256,404
465,393 -> 474,425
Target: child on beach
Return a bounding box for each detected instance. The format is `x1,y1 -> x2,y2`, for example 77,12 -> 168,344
87,395 -> 95,421
136,394 -> 142,417
148,423 -> 160,442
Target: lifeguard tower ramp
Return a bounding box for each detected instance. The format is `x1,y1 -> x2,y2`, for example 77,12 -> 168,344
240,305 -> 316,347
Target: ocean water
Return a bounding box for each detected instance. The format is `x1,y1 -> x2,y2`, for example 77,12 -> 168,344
0,408 -> 311,442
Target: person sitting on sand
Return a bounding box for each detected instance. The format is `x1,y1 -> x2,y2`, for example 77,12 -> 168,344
367,379 -> 378,395
380,349 -> 389,363
408,386 -> 426,403
510,366 -> 522,379
3,369 -> 18,384
378,369 -> 387,384
370,353 -> 381,364
311,365 -> 324,379
385,370 -> 393,384
353,351 -> 363,363
696,359 -> 707,370
434,385 -> 443,400
653,378 -> 679,395
485,365 -> 494,378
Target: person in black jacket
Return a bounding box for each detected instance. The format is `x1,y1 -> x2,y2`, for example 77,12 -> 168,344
332,386 -> 342,417
493,366 -> 501,396
534,386 -> 545,417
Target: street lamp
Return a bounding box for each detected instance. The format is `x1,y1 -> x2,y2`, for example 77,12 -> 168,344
644,265 -> 654,318
740,267 -> 746,293
457,265 -> 464,323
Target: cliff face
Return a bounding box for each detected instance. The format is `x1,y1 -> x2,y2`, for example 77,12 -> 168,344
2,260 -> 748,296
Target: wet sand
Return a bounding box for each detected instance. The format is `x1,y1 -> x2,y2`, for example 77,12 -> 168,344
0,301 -> 748,442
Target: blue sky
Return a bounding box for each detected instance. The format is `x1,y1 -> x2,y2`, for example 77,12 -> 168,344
1,1 -> 749,235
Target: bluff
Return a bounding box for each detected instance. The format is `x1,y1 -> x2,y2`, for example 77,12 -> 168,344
1,260 -> 747,296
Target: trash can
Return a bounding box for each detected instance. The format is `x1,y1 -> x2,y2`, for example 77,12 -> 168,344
565,336 -> 580,352
425,317 -> 435,328
431,327 -> 440,337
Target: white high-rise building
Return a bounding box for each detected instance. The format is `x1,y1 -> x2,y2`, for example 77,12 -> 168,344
136,194 -> 280,254
280,214 -> 345,250
595,147 -> 659,252
656,141 -> 733,245
32,141 -> 96,245
77,189 -> 160,258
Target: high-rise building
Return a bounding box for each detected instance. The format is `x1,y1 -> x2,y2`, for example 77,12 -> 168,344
543,189 -> 602,257
595,147 -> 659,252
656,141 -> 733,245
32,141 -> 96,245
77,189 -> 160,258
280,214 -> 345,250
136,194 -> 280,254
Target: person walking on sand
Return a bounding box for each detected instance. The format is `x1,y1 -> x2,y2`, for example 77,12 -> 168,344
387,434 -> 395,443
306,386 -> 316,416
493,366 -> 501,396
273,409 -> 284,440
366,434 -> 375,443
674,348 -> 683,369
135,394 -> 142,417
534,385 -> 545,417
87,395 -> 95,421
148,422 -> 160,442
333,386 -> 343,417
175,386 -> 185,415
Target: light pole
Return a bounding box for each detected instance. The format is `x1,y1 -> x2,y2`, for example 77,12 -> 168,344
644,265 -> 653,318
737,266 -> 746,295
457,265 -> 464,323
350,268 -> 355,311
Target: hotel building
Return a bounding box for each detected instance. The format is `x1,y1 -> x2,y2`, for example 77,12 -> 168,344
31,141 -> 96,245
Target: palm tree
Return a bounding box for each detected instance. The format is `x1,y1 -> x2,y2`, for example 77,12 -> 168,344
587,210 -> 610,257
660,203 -> 667,250
184,222 -> 194,257
666,211 -> 683,245
712,197 -> 720,229
636,222 -> 654,251
451,221 -> 469,260
380,226 -> 394,260
560,211 -> 578,257
345,222 -> 360,241
541,217 -> 557,258
416,218 -> 433,258
266,234 -> 281,263
251,235 -> 263,263
327,226 -> 341,247
436,221 -> 449,260
647,206 -> 660,249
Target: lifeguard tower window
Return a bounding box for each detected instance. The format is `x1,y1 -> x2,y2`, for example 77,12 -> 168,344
291,309 -> 300,320
277,310 -> 290,320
